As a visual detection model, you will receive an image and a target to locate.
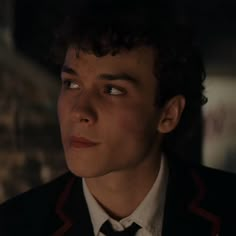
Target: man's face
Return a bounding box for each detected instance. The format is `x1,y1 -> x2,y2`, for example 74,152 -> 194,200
58,46 -> 163,178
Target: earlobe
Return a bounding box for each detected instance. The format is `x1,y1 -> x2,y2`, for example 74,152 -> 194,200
157,95 -> 186,134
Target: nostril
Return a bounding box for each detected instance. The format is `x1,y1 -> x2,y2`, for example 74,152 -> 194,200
80,118 -> 89,122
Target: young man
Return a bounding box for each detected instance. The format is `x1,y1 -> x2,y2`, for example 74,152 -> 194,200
0,0 -> 235,235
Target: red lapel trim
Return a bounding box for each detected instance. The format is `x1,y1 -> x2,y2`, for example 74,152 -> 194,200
53,176 -> 76,236
189,170 -> 221,236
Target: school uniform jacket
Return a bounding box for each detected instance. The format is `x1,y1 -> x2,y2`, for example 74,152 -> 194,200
0,158 -> 235,236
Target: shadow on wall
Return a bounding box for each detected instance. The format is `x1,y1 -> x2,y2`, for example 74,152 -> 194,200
0,45 -> 67,203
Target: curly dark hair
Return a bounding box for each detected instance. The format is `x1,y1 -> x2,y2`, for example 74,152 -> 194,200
53,0 -> 208,161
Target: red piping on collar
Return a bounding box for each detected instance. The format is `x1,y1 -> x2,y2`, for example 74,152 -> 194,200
189,170 -> 221,236
53,176 -> 76,236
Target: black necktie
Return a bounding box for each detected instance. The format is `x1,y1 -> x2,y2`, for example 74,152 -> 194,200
100,220 -> 141,236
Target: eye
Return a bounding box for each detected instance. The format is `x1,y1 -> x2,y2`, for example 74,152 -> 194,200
104,85 -> 125,95
62,79 -> 80,89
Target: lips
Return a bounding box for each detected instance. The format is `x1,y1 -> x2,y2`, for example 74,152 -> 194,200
69,136 -> 99,148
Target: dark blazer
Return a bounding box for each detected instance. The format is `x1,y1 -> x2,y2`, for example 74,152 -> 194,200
0,159 -> 235,236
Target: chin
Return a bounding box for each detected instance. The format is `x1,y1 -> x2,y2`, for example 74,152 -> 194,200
65,155 -> 109,178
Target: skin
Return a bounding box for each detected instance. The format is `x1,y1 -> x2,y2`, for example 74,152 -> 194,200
58,46 -> 185,219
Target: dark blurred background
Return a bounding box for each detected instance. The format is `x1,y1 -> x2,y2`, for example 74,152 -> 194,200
0,0 -> 235,202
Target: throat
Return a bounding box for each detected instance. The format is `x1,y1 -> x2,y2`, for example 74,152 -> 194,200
84,162 -> 161,219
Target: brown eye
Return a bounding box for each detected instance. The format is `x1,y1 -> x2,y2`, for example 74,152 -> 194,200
104,85 -> 125,95
62,79 -> 80,89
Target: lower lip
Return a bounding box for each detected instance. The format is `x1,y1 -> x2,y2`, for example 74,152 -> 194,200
70,141 -> 98,148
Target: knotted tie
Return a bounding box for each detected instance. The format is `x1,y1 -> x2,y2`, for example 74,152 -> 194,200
100,220 -> 141,236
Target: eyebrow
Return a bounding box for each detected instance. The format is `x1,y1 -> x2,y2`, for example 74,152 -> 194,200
61,65 -> 139,86
61,65 -> 77,75
98,73 -> 139,86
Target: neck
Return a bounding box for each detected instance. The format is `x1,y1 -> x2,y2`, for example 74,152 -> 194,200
85,152 -> 162,219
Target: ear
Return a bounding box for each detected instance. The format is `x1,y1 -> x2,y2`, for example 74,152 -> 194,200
157,95 -> 186,134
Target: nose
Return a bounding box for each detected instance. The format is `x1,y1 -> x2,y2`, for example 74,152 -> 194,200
71,93 -> 97,126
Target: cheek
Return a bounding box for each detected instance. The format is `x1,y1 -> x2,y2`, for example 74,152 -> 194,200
57,94 -> 69,132
114,107 -> 157,138
57,98 -> 63,123
57,93 -> 69,120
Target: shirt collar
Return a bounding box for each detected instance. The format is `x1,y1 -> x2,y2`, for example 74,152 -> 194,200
83,154 -> 168,236
83,179 -> 109,235
124,154 -> 169,234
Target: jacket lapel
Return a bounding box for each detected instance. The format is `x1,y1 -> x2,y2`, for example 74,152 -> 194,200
52,175 -> 94,236
50,159 -> 222,236
162,159 -> 221,236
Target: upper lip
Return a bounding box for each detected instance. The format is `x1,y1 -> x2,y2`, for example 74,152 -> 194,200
70,136 -> 99,145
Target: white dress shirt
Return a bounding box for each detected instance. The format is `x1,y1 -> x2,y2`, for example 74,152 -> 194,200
82,155 -> 169,236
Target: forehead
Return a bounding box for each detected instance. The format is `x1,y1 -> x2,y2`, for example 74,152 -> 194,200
63,46 -> 156,78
